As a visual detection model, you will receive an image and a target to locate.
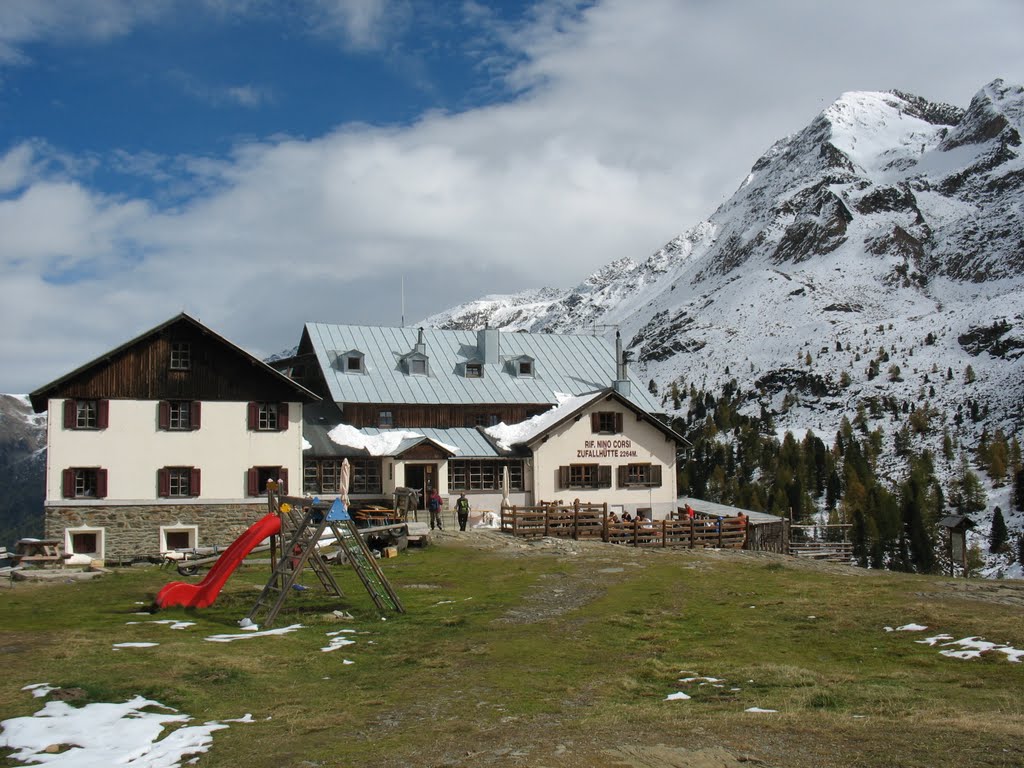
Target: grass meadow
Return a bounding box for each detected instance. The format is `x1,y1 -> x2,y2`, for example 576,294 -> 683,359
1,536 -> 1022,767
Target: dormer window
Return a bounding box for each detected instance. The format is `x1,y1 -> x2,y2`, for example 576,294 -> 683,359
411,359 -> 426,375
346,353 -> 363,373
512,355 -> 535,378
466,363 -> 483,378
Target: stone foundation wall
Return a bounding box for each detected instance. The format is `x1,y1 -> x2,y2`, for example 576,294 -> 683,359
45,503 -> 270,562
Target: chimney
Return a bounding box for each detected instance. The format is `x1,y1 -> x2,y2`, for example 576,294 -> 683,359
613,330 -> 632,397
415,327 -> 427,356
478,326 -> 499,365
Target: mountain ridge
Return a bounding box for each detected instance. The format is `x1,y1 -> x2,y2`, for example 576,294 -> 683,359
423,79 -> 1024,494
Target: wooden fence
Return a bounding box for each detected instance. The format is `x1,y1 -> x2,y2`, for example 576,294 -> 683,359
788,523 -> 853,562
500,503 -> 746,549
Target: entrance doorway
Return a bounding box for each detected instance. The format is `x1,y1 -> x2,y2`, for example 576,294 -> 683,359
403,463 -> 437,509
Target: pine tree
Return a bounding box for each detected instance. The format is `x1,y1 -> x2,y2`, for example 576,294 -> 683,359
989,507 -> 1008,553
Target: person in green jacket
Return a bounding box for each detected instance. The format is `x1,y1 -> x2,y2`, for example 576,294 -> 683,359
455,493 -> 471,531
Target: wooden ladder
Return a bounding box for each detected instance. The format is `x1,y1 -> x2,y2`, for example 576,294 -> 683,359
248,497 -> 404,629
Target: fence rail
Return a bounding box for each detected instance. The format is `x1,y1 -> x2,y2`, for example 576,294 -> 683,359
501,504 -> 747,549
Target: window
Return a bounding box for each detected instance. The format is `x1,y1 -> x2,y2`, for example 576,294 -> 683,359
518,360 -> 533,377
558,464 -> 612,490
347,356 -> 361,371
247,402 -> 289,431
449,460 -> 524,491
473,413 -> 499,427
159,401 -> 201,431
248,466 -> 288,496
466,363 -> 483,378
591,411 -> 623,434
303,459 -> 383,495
160,525 -> 198,553
410,358 -> 427,375
72,531 -> 99,553
618,463 -> 663,488
170,342 -> 191,370
351,459 -> 383,494
65,527 -> 104,559
379,410 -> 394,428
158,467 -> 200,498
76,400 -> 97,428
62,399 -> 109,430
62,468 -> 108,499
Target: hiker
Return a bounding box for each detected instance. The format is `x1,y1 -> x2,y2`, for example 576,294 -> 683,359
455,492 -> 470,531
428,488 -> 443,530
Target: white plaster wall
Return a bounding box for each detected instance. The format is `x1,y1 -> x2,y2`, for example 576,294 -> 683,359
531,401 -> 677,517
45,399 -> 304,502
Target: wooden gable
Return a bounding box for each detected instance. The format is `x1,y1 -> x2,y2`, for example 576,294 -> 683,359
31,314 -> 318,411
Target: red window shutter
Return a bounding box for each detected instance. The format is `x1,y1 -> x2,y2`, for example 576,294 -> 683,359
651,465 -> 662,487
62,468 -> 75,498
247,467 -> 259,496
617,465 -> 628,487
64,400 -> 76,429
278,403 -> 289,431
598,465 -> 612,489
615,413 -> 623,433
158,401 -> 170,430
190,401 -> 202,430
96,469 -> 108,499
247,402 -> 258,430
158,468 -> 170,498
590,413 -> 600,433
190,467 -> 201,497
97,399 -> 110,429
279,468 -> 289,494
558,466 -> 569,489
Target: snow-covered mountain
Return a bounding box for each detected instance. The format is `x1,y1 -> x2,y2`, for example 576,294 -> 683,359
425,80 -> 1024,434
424,79 -> 1024,544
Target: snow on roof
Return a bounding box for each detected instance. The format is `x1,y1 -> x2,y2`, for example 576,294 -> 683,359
327,424 -> 459,456
485,391 -> 599,451
328,424 -> 426,455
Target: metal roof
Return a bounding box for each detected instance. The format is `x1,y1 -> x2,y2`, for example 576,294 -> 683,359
304,323 -> 662,412
304,423 -> 506,459
677,496 -> 783,524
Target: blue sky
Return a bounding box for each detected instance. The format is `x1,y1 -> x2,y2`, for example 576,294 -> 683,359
2,0 -> 1023,393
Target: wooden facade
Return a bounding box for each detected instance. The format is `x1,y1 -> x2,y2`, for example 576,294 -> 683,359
31,315 -> 312,410
341,402 -> 546,429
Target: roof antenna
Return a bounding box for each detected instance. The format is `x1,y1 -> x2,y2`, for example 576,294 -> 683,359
401,275 -> 405,328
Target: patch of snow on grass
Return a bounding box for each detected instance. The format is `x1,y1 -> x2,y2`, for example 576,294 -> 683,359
0,690 -> 252,767
205,624 -> 303,643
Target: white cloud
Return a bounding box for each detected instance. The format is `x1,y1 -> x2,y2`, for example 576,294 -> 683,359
4,0 -> 1024,393
0,0 -> 170,64
303,0 -> 409,50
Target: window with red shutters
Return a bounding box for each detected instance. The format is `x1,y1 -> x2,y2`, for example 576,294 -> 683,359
247,402 -> 288,431
62,467 -> 107,498
248,466 -> 287,496
63,399 -> 109,430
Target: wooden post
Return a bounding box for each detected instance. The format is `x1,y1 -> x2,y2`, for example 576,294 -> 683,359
661,519 -> 667,548
688,518 -> 694,549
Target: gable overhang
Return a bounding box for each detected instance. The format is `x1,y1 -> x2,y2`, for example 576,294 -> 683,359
523,388 -> 686,450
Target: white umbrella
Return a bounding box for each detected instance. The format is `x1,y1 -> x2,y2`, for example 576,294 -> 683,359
339,458 -> 351,509
501,465 -> 511,511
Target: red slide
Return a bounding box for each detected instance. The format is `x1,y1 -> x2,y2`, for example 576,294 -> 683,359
156,513 -> 281,609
